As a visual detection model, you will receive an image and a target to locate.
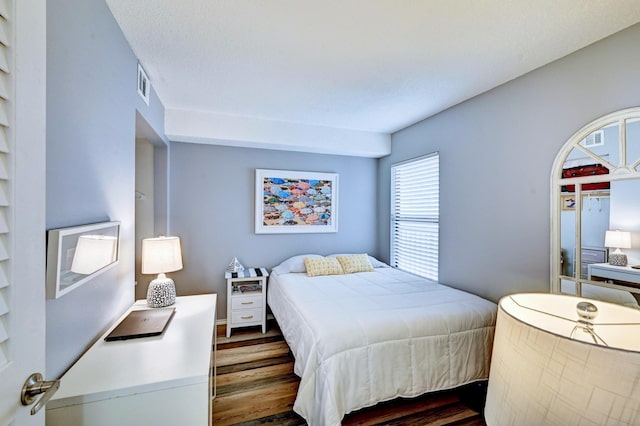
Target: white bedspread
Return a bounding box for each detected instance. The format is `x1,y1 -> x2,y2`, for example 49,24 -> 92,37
267,267 -> 497,426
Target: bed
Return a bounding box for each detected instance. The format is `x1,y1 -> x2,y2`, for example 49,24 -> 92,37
267,254 -> 497,426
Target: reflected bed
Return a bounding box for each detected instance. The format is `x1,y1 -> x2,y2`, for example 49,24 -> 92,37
267,255 -> 497,426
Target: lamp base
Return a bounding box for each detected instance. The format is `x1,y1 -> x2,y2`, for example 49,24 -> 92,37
147,276 -> 176,308
609,252 -> 628,267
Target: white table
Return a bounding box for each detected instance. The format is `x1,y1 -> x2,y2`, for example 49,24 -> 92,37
588,263 -> 640,285
588,263 -> 640,303
46,294 -> 217,426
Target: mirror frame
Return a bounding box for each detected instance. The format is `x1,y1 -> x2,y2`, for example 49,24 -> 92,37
46,220 -> 120,299
551,107 -> 640,298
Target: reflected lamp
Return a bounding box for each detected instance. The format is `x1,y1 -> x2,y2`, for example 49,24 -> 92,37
485,293 -> 640,425
142,236 -> 183,308
70,235 -> 118,275
604,229 -> 631,266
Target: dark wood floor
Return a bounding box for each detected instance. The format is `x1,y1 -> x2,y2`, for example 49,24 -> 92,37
213,321 -> 487,426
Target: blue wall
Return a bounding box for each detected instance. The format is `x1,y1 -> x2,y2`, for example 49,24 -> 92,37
46,0 -> 166,377
378,23 -> 640,303
168,143 -> 379,316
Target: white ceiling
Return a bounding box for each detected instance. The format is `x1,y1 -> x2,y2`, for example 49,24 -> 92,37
107,1 -> 640,155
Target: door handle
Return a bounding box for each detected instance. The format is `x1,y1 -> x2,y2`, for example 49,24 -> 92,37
21,372 -> 60,415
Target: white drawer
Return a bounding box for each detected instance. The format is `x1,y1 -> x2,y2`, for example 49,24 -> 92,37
231,309 -> 263,325
582,249 -> 606,263
231,295 -> 263,310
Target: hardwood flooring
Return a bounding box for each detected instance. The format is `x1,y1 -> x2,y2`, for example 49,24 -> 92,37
213,321 -> 487,426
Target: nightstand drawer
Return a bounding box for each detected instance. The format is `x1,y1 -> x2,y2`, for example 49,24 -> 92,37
231,295 -> 263,310
231,309 -> 263,324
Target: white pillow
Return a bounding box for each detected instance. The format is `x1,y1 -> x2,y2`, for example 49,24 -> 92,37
327,253 -> 389,268
272,254 -> 322,275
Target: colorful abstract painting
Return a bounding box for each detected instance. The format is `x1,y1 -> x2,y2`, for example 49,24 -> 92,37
255,169 -> 338,233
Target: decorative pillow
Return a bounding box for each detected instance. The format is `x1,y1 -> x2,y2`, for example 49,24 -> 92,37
336,254 -> 374,274
328,253 -> 388,268
304,256 -> 344,277
272,254 -> 322,275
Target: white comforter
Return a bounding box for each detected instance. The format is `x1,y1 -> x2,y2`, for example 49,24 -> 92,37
267,267 -> 497,426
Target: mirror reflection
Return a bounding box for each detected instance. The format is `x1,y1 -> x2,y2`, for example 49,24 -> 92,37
46,221 -> 120,299
554,110 -> 640,308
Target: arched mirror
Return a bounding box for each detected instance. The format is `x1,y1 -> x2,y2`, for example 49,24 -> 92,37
551,107 -> 640,307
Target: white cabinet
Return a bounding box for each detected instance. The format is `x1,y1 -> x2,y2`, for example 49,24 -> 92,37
225,268 -> 268,337
46,294 -> 217,426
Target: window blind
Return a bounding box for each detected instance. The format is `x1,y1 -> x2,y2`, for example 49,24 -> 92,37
391,153 -> 439,280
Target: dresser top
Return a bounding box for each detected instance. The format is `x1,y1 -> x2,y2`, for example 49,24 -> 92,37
49,294 -> 217,408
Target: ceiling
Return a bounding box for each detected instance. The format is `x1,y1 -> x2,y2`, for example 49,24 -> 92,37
106,1 -> 640,155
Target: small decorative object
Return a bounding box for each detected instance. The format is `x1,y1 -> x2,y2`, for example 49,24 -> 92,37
604,229 -> 631,266
142,236 -> 183,308
226,257 -> 245,273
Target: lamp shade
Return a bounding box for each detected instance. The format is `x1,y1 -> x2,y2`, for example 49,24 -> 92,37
71,235 -> 118,274
604,230 -> 631,249
141,236 -> 183,275
485,293 -> 640,425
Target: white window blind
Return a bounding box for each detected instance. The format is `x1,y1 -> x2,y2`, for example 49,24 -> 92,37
391,153 -> 439,280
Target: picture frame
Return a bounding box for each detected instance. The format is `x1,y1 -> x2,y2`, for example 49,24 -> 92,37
255,169 -> 338,234
561,194 -> 576,210
46,221 -> 120,299
561,192 -> 610,211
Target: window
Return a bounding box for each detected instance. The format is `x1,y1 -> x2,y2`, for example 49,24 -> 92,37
391,153 -> 439,280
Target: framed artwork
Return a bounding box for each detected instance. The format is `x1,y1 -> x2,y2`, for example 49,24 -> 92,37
255,169 -> 338,234
561,194 -> 576,210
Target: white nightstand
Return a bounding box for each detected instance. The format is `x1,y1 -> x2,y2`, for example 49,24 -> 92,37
225,268 -> 269,337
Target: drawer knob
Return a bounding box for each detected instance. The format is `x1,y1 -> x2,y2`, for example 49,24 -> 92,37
241,315 -> 254,320
241,301 -> 254,305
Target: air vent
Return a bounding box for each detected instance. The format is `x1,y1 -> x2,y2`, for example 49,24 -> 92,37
137,63 -> 150,105
584,130 -> 604,147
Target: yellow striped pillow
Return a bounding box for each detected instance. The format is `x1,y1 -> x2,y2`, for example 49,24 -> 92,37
304,257 -> 344,277
336,254 -> 374,274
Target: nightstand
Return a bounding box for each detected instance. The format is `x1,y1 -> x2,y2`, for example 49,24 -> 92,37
225,268 -> 269,337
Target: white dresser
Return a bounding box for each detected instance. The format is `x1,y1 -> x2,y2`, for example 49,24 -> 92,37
46,294 -> 217,426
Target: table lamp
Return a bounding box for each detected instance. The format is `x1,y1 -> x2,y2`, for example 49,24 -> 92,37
142,236 -> 183,308
604,229 -> 631,266
70,235 -> 118,275
485,293 -> 640,425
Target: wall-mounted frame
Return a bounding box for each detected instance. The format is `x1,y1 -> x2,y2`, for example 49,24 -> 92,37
255,169 -> 338,234
561,192 -> 610,211
46,221 -> 120,299
561,194 -> 577,210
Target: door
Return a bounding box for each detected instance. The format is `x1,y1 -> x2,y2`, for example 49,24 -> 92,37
0,0 -> 47,424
